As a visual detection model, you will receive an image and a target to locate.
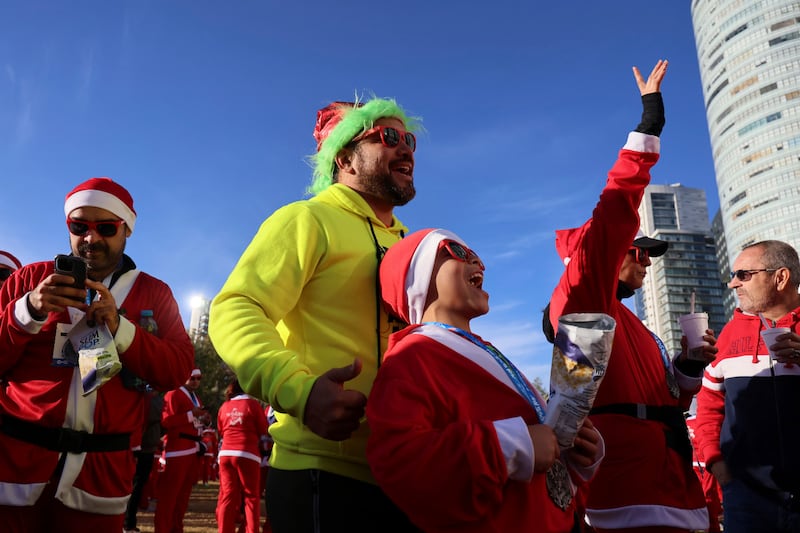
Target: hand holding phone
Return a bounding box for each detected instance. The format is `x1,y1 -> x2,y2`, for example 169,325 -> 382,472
54,255 -> 87,290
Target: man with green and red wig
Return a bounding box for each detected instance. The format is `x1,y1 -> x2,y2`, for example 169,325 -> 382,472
209,97 -> 421,532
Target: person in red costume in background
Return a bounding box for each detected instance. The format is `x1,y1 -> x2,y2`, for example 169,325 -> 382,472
0,251 -> 22,288
260,405 -> 276,533
685,414 -> 723,532
216,377 -> 269,533
545,60 -> 718,532
200,425 -> 219,485
156,368 -> 207,533
0,177 -> 194,532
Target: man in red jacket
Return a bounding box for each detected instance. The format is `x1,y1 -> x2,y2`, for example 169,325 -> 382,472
546,61 -> 718,532
156,368 -> 207,533
0,177 -> 194,532
695,240 -> 800,532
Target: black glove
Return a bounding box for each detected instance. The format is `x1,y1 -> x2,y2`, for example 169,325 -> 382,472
635,93 -> 665,137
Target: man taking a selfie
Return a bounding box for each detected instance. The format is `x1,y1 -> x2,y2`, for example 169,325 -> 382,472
0,177 -> 194,532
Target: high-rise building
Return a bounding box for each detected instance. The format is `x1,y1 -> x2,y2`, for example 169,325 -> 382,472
691,0 -> 800,257
189,296 -> 211,341
711,208 -> 736,320
635,184 -> 727,354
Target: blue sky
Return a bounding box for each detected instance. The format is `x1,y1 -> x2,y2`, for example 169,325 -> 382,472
0,1 -> 716,385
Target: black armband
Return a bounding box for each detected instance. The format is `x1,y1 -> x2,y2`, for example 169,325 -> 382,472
634,93 -> 665,137
674,357 -> 706,378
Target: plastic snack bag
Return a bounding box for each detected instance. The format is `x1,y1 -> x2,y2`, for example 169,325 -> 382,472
545,312 -> 615,449
68,315 -> 123,395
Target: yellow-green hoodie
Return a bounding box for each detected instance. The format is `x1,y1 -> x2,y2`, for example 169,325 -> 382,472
209,184 -> 407,484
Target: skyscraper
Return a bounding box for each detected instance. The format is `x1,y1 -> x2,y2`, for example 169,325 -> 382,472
711,208 -> 736,320
691,0 -> 800,256
189,296 -> 211,341
636,184 -> 726,354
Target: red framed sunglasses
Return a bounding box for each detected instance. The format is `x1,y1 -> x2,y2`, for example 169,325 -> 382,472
67,218 -> 126,237
439,240 -> 484,269
352,126 -> 416,151
628,247 -> 650,263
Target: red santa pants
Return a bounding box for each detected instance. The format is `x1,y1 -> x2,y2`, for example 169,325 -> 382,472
155,452 -> 200,533
217,455 -> 262,533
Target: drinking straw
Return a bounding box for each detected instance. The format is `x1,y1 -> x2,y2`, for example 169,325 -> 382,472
759,313 -> 771,329
690,291 -> 695,314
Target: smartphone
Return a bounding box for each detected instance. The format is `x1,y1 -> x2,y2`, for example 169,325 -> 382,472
54,254 -> 87,290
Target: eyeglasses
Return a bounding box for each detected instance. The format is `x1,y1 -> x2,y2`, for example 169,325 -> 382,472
0,269 -> 12,281
352,126 -> 416,152
189,377 -> 201,382
67,218 -> 126,237
439,240 -> 484,269
729,268 -> 778,282
628,247 -> 650,263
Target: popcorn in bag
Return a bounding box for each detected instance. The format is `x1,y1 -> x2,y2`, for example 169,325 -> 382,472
545,312 -> 615,449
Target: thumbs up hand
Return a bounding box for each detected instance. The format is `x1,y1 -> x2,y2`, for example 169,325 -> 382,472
303,359 -> 367,441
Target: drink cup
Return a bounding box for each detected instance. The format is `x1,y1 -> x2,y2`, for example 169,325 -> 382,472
679,312 -> 709,361
760,327 -> 791,359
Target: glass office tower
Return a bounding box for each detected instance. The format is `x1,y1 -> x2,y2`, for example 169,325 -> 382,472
691,0 -> 800,256
636,184 -> 726,354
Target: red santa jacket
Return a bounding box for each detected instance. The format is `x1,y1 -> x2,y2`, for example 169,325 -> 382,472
162,386 -> 205,458
218,395 -> 268,464
201,428 -> 218,457
367,325 -> 597,533
0,259 -> 194,514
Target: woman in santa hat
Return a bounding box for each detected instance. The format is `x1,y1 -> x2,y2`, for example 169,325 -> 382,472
366,228 -> 603,533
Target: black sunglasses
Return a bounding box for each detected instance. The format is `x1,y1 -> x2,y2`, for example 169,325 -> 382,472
628,247 -> 650,263
67,218 -> 126,237
0,269 -> 13,281
353,126 -> 416,152
729,268 -> 778,282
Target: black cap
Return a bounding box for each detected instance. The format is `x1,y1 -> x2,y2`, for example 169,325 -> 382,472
632,229 -> 669,257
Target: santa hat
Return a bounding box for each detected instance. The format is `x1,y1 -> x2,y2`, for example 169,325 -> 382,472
555,223 -> 668,266
308,97 -> 420,196
64,177 -> 137,233
379,228 -> 466,325
0,251 -> 22,271
191,368 -> 202,378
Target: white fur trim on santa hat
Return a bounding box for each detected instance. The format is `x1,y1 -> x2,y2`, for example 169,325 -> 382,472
64,189 -> 137,232
0,253 -> 20,271
191,368 -> 202,377
405,229 -> 466,325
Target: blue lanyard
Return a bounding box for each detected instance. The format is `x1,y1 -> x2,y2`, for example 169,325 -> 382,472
647,330 -> 671,371
423,322 -> 546,421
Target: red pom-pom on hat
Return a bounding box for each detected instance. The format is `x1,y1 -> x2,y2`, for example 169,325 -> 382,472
313,101 -> 361,152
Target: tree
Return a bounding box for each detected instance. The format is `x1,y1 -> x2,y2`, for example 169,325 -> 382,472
532,376 -> 550,402
192,335 -> 233,426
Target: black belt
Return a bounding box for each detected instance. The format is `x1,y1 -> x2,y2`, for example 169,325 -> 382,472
179,432 -> 207,456
179,432 -> 202,442
590,403 -> 692,463
0,415 -> 130,453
